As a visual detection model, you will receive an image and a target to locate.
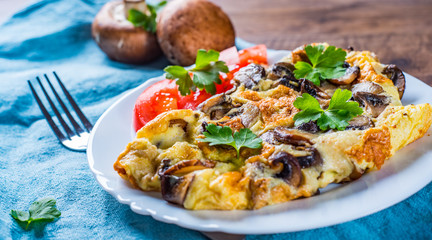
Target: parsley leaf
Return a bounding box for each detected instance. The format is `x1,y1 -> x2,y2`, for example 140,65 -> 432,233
292,93 -> 324,125
234,128 -> 263,150
164,65 -> 195,95
127,1 -> 167,33
293,45 -> 347,86
164,49 -> 229,96
200,124 -> 262,158
194,49 -> 220,69
293,89 -> 363,131
11,197 -> 61,230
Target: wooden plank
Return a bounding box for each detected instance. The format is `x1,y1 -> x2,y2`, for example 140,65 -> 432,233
1,0 -> 431,85
212,0 -> 432,85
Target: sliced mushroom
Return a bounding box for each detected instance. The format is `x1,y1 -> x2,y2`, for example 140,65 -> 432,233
163,159 -> 215,176
160,173 -> 195,205
277,75 -> 301,92
383,64 -> 406,99
159,159 -> 215,205
169,119 -> 188,132
267,62 -> 296,80
300,79 -> 331,99
343,62 -> 350,68
269,152 -> 302,187
273,127 -> 313,146
233,63 -> 266,90
296,121 -> 320,133
260,128 -> 323,168
259,131 -> 279,145
225,102 -> 260,128
300,79 -> 331,106
260,129 -> 312,146
197,93 -> 239,120
267,62 -> 301,91
239,103 -> 260,128
345,167 -> 364,181
353,92 -> 390,117
201,121 -> 209,133
351,81 -> 384,95
345,115 -> 375,130
292,48 -> 311,64
328,66 -> 360,85
296,148 -> 323,169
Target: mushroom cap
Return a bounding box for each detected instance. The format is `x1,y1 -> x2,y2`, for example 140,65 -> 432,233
156,0 -> 236,66
269,151 -> 302,187
92,1 -> 162,64
234,63 -> 266,90
159,159 -> 215,205
327,66 -> 360,85
353,91 -> 390,118
383,64 -> 406,99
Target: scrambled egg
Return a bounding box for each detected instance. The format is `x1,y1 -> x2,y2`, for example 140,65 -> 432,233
114,43 -> 432,210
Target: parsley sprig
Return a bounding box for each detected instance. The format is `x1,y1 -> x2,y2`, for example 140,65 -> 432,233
127,1 -> 167,33
10,197 -> 61,230
293,45 -> 347,86
199,124 -> 262,158
164,49 -> 229,96
293,89 -> 363,131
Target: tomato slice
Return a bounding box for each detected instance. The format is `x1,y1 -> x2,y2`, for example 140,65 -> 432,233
216,76 -> 234,93
133,45 -> 267,131
238,44 -> 268,67
177,88 -> 212,110
221,44 -> 268,81
133,79 -> 179,131
219,46 -> 240,69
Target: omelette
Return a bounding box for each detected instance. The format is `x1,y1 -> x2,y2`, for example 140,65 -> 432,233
114,43 -> 432,210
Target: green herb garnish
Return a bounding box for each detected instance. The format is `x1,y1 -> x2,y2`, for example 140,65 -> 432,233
293,45 -> 347,86
164,49 -> 229,96
127,1 -> 167,33
293,89 -> 363,130
10,197 -> 61,230
199,124 -> 262,158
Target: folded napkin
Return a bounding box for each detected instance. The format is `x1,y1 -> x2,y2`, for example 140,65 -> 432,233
0,0 -> 430,239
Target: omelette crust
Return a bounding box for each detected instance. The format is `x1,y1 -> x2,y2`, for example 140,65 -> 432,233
114,43 -> 432,210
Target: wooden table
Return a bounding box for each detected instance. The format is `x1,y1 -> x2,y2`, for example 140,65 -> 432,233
3,0 -> 432,85
215,0 -> 432,86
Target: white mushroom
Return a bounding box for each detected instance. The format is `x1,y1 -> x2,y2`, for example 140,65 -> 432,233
92,0 -> 162,63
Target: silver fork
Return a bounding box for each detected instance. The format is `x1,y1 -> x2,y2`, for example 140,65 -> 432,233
28,72 -> 92,151
28,72 -> 245,240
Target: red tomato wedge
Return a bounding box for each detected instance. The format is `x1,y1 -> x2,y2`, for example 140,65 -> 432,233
220,44 -> 268,81
238,44 -> 268,67
177,88 -> 212,110
133,79 -> 179,131
219,46 -> 240,69
177,77 -> 233,110
133,45 -> 268,131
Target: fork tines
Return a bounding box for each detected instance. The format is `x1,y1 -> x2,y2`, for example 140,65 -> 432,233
28,72 -> 92,150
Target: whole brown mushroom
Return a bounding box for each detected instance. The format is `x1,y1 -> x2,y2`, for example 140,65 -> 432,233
92,0 -> 162,64
156,0 -> 236,66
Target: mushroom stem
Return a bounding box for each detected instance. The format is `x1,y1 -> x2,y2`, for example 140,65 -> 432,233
123,0 -> 148,18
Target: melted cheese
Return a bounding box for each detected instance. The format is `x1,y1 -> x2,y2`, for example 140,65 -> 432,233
184,169 -> 250,210
114,138 -> 160,191
115,44 -> 432,210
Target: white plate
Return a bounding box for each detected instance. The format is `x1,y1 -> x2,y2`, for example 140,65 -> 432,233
87,50 -> 432,234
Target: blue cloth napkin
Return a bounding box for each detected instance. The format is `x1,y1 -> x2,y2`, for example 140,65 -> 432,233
0,0 -> 430,239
